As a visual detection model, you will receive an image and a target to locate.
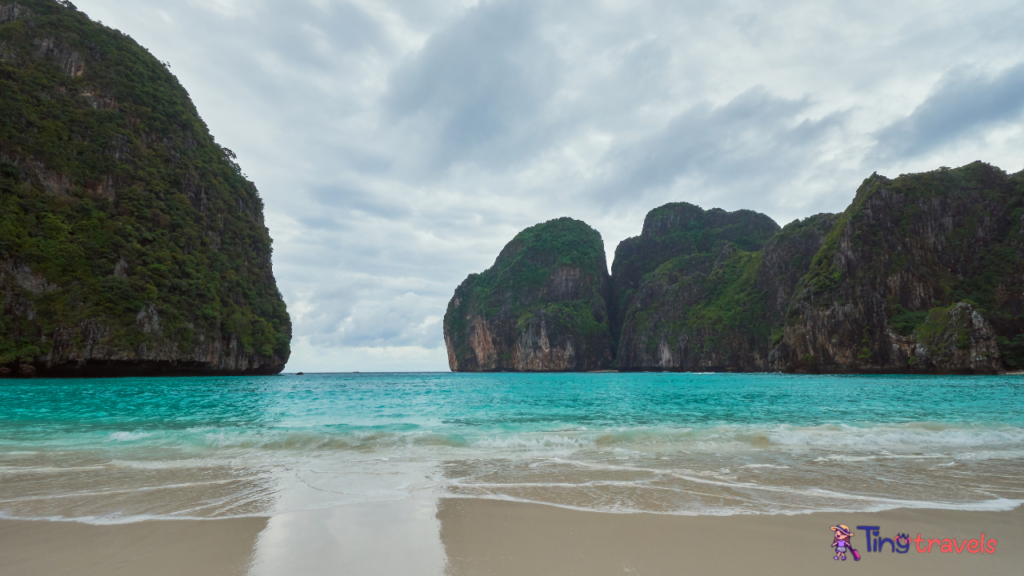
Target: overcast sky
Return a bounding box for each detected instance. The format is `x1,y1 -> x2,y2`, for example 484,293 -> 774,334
75,0 -> 1024,372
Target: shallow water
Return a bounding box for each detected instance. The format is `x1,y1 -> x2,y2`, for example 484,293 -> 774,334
1,372 -> 1023,522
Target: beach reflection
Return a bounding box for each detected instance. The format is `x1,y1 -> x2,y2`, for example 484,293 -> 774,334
249,499 -> 447,576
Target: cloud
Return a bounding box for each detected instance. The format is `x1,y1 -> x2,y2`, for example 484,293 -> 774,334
291,275 -> 446,349
287,340 -> 449,372
308,183 -> 411,220
592,87 -> 846,209
250,2 -> 385,75
384,0 -> 562,171
872,63 -> 1024,162
313,292 -> 445,348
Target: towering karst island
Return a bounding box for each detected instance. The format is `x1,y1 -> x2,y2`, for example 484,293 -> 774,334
1,1 -> 290,377
443,217 -> 614,371
445,161 -> 1024,374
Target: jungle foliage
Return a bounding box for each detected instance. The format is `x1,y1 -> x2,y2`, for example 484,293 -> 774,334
0,0 -> 289,366
799,162 -> 1024,368
609,202 -> 780,345
444,217 -> 612,368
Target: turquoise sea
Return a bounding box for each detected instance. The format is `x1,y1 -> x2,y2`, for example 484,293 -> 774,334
2,372 -> 1024,523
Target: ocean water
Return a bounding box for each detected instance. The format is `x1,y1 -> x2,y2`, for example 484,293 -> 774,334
1,372 -> 1023,523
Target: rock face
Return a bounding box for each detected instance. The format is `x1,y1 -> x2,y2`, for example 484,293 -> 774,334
616,213 -> 836,371
610,203 -> 780,342
443,218 -> 614,371
1,3 -> 32,25
911,302 -> 1002,373
0,1 -> 290,377
771,162 -> 1021,374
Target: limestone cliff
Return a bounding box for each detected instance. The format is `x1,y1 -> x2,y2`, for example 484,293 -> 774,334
0,0 -> 290,377
616,213 -> 836,371
444,161 -> 1023,375
609,203 -> 780,346
771,162 -> 1021,374
443,218 -> 613,371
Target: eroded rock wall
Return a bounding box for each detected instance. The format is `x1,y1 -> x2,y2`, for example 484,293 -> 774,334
771,163 -> 1022,374
609,203 -> 780,342
616,214 -> 836,371
443,218 -> 614,372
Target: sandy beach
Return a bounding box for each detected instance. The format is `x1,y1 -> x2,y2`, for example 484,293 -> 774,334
439,499 -> 1024,576
1,500 -> 1020,575
0,517 -> 266,576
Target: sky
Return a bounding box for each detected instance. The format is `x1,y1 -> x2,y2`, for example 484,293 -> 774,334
73,0 -> 1024,372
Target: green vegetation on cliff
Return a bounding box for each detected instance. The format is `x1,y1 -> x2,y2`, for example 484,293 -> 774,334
454,217 -> 606,319
615,211 -> 836,371
0,1 -> 289,374
915,302 -> 975,351
444,217 -> 613,371
623,248 -> 770,364
807,163 -> 1021,306
779,161 -> 1024,373
683,251 -> 769,341
610,202 -> 780,349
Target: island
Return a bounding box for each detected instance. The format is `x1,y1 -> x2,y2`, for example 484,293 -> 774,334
0,0 -> 290,377
445,161 -> 1024,374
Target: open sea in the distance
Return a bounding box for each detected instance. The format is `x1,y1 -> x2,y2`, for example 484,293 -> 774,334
2,372 -> 1023,523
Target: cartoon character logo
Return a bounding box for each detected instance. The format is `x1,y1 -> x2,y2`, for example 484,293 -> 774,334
830,524 -> 861,561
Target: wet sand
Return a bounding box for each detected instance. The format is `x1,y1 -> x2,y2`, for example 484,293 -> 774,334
1,501 -> 1020,575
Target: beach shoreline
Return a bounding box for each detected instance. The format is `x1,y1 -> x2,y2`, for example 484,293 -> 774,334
2,500 -> 1021,575
3,373 -> 1023,574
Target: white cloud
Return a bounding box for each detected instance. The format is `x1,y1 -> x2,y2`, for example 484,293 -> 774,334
871,62 -> 1024,164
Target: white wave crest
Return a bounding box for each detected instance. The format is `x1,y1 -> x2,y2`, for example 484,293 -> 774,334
766,424 -> 1024,448
474,435 -> 594,449
107,432 -> 153,442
